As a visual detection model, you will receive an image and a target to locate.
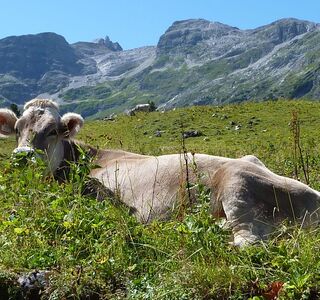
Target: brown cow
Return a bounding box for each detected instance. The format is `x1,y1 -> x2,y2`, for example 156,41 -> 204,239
0,98 -> 319,246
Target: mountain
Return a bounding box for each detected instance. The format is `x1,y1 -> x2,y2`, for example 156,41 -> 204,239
0,18 -> 320,117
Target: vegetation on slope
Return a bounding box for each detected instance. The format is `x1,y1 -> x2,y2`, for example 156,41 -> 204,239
1,100 -> 320,299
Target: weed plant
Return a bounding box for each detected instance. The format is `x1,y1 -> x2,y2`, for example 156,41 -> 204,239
0,100 -> 320,298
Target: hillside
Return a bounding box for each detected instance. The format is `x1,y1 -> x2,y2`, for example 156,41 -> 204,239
1,101 -> 320,298
1,18 -> 320,117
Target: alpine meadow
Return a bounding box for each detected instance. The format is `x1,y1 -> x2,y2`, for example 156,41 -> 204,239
1,100 -> 320,299
2,11 -> 320,300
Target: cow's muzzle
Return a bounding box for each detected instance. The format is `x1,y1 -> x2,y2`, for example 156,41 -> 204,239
12,147 -> 36,166
13,146 -> 34,155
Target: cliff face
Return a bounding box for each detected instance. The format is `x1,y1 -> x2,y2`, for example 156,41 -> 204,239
0,18 -> 320,117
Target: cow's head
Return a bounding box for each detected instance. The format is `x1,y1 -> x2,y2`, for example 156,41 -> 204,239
0,99 -> 83,173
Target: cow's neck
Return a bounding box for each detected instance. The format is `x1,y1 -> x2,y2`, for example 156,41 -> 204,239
53,140 -> 117,202
54,139 -> 98,182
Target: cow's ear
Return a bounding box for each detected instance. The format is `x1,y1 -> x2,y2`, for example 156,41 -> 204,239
61,113 -> 84,138
0,109 -> 17,137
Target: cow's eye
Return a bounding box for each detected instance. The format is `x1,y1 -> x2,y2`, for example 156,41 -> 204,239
48,129 -> 58,137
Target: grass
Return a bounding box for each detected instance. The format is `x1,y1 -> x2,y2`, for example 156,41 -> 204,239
77,100 -> 320,183
1,100 -> 320,299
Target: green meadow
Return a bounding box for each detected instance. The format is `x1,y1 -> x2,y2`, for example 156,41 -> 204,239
1,100 -> 320,299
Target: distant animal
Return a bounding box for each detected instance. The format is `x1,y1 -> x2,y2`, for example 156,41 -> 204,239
126,103 -> 151,116
1,98 -> 319,246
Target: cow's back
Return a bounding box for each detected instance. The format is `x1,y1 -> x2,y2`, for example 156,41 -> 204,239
92,151 -> 232,222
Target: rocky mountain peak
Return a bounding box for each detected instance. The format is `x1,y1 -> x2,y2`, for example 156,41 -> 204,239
167,19 -> 239,33
0,32 -> 83,80
250,18 -> 318,44
93,35 -> 122,51
157,18 -> 241,54
269,18 -> 317,30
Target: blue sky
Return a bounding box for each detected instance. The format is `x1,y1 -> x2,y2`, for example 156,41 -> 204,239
1,0 -> 320,49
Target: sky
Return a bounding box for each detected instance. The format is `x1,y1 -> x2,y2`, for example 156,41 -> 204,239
1,0 -> 320,50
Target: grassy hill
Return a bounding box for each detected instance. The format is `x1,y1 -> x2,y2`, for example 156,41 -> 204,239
1,100 -> 320,299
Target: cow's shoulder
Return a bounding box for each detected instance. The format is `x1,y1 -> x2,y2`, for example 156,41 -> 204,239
239,155 -> 266,168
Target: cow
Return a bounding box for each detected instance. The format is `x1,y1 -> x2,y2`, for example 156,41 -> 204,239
126,103 -> 151,116
0,98 -> 320,246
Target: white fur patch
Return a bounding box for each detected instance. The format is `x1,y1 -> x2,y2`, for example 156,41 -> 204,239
13,146 -> 34,154
24,98 -> 59,111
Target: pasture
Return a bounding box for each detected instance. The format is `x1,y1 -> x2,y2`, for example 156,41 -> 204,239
1,100 -> 320,299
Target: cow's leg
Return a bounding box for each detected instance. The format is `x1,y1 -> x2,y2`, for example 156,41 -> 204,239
221,191 -> 261,246
213,173 -> 273,246
83,177 -> 115,201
